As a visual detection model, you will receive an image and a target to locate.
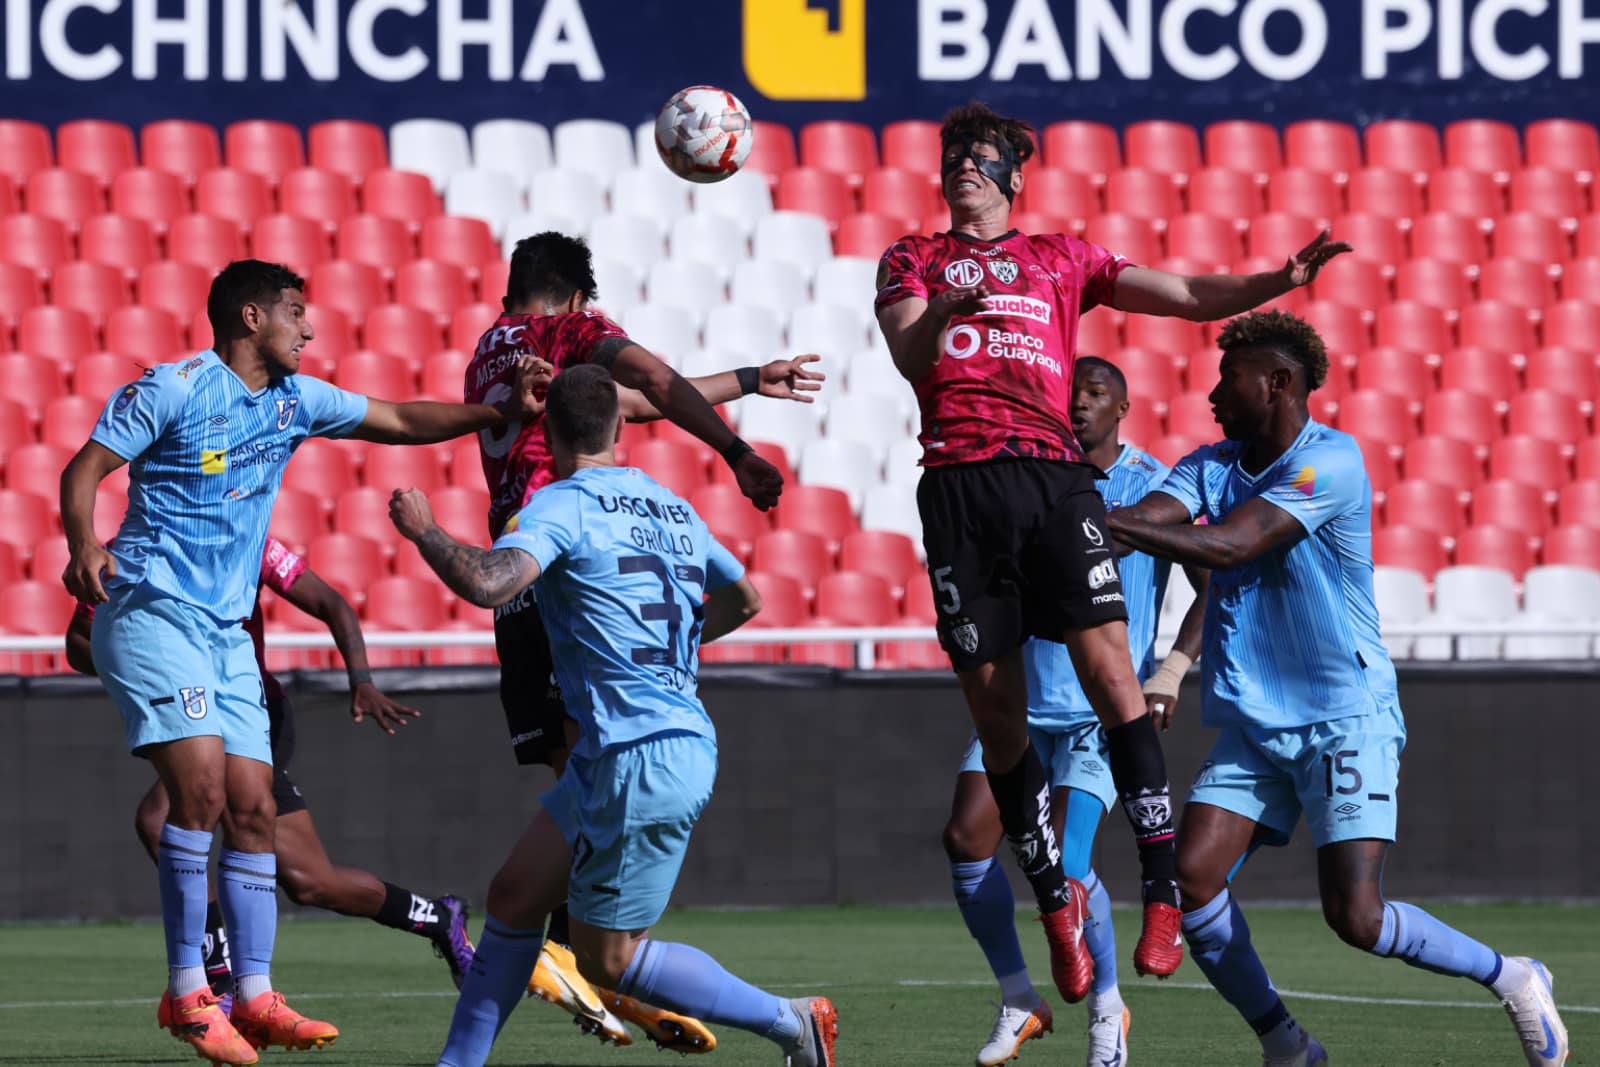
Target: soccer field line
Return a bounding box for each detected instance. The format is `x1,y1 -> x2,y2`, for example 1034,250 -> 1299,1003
3,982 -> 1596,1014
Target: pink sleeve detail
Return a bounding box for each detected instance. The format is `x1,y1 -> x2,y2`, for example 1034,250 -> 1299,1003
260,536 -> 308,595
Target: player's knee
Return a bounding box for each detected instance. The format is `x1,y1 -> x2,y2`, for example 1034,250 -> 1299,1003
941,817 -> 987,863
1323,894 -> 1384,950
224,793 -> 276,848
572,940 -> 630,990
133,801 -> 166,858
166,779 -> 226,830
277,864 -> 330,909
1175,849 -> 1226,911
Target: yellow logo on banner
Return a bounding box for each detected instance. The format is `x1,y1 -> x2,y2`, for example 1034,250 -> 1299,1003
743,0 -> 866,100
201,449 -> 228,474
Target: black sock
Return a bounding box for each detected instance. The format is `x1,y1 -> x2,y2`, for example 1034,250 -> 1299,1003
202,900 -> 232,993
1105,716 -> 1180,906
546,902 -> 570,947
985,744 -> 1072,913
374,883 -> 446,939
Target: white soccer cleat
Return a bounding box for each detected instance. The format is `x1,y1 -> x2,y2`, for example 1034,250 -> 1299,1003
1261,1031 -> 1327,1067
1084,1004 -> 1129,1067
783,996 -> 839,1067
1501,957 -> 1569,1066
975,996 -> 1052,1066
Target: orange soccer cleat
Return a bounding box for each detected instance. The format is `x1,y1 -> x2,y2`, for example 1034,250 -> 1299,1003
595,986 -> 718,1053
229,990 -> 339,1051
1133,901 -> 1185,978
1039,877 -> 1092,1003
157,987 -> 259,1066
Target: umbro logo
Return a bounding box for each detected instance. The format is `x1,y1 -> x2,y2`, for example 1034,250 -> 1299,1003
209,415 -> 228,426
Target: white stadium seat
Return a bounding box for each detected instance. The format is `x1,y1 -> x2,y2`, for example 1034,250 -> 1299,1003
730,259 -> 809,320
703,304 -> 784,359
678,347 -> 743,379
1507,565 -> 1600,659
861,483 -> 924,549
691,171 -> 774,235
633,120 -> 659,173
528,168 -> 605,228
883,438 -> 923,488
825,391 -> 914,455
1372,565 -> 1430,660
814,256 -> 879,309
471,120 -> 553,191
799,438 -> 880,511
646,258 -> 727,310
845,347 -> 907,397
1430,566 -> 1519,660
788,302 -> 871,363
553,119 -> 634,182
732,393 -> 824,463
587,214 -> 666,271
611,166 -> 692,219
620,302 -> 701,357
754,212 -> 833,272
590,256 -> 642,317
668,215 -> 749,278
443,169 -> 523,238
390,119 -> 472,192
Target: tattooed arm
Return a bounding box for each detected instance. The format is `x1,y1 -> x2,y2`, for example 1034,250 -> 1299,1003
389,489 -> 541,608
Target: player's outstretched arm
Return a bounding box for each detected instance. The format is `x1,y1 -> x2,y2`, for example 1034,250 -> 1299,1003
349,356 -> 552,445
1109,229 -> 1352,322
59,441 -> 128,604
701,576 -> 763,644
389,488 -> 540,608
1108,496 -> 1305,570
1144,566 -> 1209,731
618,355 -> 825,422
278,567 -> 422,735
875,286 -> 990,383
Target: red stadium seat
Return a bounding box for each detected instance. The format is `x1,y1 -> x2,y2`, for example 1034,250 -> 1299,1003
57,119 -> 136,188
1443,119 -> 1521,183
105,306 -> 183,358
261,487 -> 326,555
1355,345 -> 1435,404
428,486 -> 491,547
365,574 -> 447,633
306,531 -> 388,593
362,168 -> 441,228
279,167 -> 357,234
1422,389 -> 1501,445
1403,434 -> 1482,493
1471,477 -> 1551,532
110,168 -> 185,234
284,438 -> 358,505
41,395 -> 101,447
1458,300 -> 1534,355
1374,301 -> 1450,356
1042,121 -> 1120,185
1490,435 -> 1569,494
1018,167 -> 1098,225
881,120 -> 942,175
0,171 -> 14,213
225,120 -> 305,186
1409,212 -> 1487,265
0,214 -> 70,279
1007,211 -> 1072,237
1491,212 -> 1569,266
477,260 -> 509,305
137,260 -> 210,326
394,259 -> 469,330
1438,345 -> 1518,399
0,543 -> 19,585
1579,215 -> 1600,258
1478,259 -> 1555,315
1508,389 -> 1587,447
835,213 -> 912,259
51,260 -> 128,325
1145,433 -> 1201,468
1575,437 -> 1600,480
1543,301 -> 1600,352
0,260 -> 42,333
195,168 -> 272,232
775,167 -> 852,229
798,121 -> 878,186
0,398 -> 35,451
141,120 -> 220,186
441,432 -> 481,485
332,485 -> 401,547
25,168 -> 101,229
1338,389 -> 1416,452
1113,348 -> 1183,406
863,167 -> 937,222
1525,346 -> 1596,402
773,484 -> 855,554
1105,168 -> 1181,223
78,214 -> 156,280
1188,167 -> 1262,226
1508,167 -> 1586,227
1560,257 -> 1600,304
1084,215 -> 1160,265
1311,256 -> 1390,317
0,579 -> 75,636
840,529 -> 919,596
1124,121 -> 1200,183
752,529 -> 830,599
1385,478 -> 1463,538
1266,168 -> 1342,225
302,302 -> 357,359
741,120 -> 798,185
17,307 -> 93,365
1125,315 -> 1203,357
1284,120 -> 1360,181
708,439 -> 795,491
362,304 -> 439,362
2,443 -> 71,500
1558,480 -> 1600,528
1076,307 -> 1122,353
1426,168 -> 1502,225
1455,524 -> 1533,574
1204,120 -> 1280,182
1365,120 -> 1442,183
362,441 -> 443,493
628,438 -> 709,498
0,489 -> 53,555
309,259 -> 385,322
1347,168 -> 1423,220
308,120 -> 388,183
815,570 -> 898,629
1543,524 -> 1600,568
419,216 -> 496,277
1303,300 -> 1372,356
0,120 -> 53,186
73,352 -> 144,402
448,303 -> 498,353
336,214 -> 414,281
1247,213 -> 1322,262
251,214 -> 331,273
1393,257 -> 1470,317
332,346 -> 418,398
1525,119 -> 1598,183
1165,392 -> 1221,441
167,213 -> 246,270
689,484 -> 771,562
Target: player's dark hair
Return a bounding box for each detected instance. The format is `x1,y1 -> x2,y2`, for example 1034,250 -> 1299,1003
1216,310 -> 1329,392
939,102 -> 1036,168
546,363 -> 619,455
505,231 -> 599,310
207,259 -> 304,338
1074,355 -> 1127,397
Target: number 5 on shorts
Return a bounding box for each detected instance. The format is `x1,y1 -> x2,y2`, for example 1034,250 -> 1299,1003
933,566 -> 962,615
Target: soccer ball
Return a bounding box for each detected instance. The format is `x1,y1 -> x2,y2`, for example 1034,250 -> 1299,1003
654,86 -> 754,184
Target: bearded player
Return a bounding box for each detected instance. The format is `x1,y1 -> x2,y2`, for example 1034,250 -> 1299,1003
874,103 -> 1349,1001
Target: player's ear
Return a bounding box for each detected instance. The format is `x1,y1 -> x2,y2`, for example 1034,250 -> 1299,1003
611,408 -> 624,447
1010,168 -> 1023,199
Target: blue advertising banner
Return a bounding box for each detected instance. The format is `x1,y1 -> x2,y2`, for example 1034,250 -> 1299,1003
0,0 -> 1596,131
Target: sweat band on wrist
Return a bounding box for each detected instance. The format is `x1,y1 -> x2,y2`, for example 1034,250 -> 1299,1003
349,669 -> 374,687
719,436 -> 754,469
1142,650 -> 1193,696
735,366 -> 761,396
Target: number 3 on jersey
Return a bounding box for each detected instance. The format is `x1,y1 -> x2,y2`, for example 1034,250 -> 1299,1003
619,555 -> 706,667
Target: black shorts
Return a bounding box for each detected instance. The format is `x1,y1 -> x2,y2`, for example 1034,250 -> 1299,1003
272,766 -> 308,816
494,586 -> 569,767
917,458 -> 1128,671
264,693 -> 307,815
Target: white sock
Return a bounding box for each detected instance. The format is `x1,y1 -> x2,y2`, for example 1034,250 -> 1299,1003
997,969 -> 1035,1006
168,965 -> 207,998
1489,956 -> 1531,1000
1259,1016 -> 1305,1059
1088,985 -> 1124,1019
234,973 -> 273,1003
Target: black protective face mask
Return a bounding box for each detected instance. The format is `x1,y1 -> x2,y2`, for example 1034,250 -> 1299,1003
940,137 -> 1018,203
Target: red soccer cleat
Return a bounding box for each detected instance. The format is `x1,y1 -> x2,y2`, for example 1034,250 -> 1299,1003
1133,901 -> 1185,978
157,987 -> 259,1066
1038,877 -> 1092,1003
229,990 -> 339,1051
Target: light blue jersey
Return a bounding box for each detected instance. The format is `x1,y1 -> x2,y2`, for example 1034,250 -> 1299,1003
90,352 -> 367,624
1156,420 -> 1398,729
492,466 -> 745,761
1025,444 -> 1173,728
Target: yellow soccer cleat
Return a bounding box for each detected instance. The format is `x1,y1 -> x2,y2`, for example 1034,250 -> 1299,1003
157,987 -> 259,1066
229,990 -> 339,1051
596,986 -> 719,1054
528,941 -> 633,1047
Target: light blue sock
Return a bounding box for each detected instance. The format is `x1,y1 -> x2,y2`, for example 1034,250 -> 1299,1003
1082,869 -> 1118,995
619,939 -> 799,1048
951,858 -> 1029,993
1057,788 -> 1102,881
437,916 -> 543,1067
158,825 -> 212,995
1372,901 -> 1501,983
1181,889 -> 1288,1032
217,849 -> 277,1002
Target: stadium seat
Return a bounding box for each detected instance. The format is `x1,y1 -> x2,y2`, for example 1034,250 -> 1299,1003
1558,479 -> 1600,528
330,344 -> 416,396
444,301 -> 497,354
629,438 -> 709,499
307,120 -> 387,184
0,542 -> 19,586
1391,257 -> 1469,317
687,484 -> 770,563
266,488 -> 329,554
192,168 -> 271,233
881,120 -> 941,175
1525,118 -> 1599,183
0,214 -> 70,279
394,259 -> 470,330
1124,121 -> 1199,184
1041,121 -> 1120,185
1373,524 -> 1448,576
1444,119 -> 1521,183
1490,212 -> 1568,266
752,529 -> 831,599
72,352 -> 144,402
1438,345 -> 1517,399
306,531 -> 388,593
1433,565 -> 1519,659
1355,345 -> 1435,405
1508,167 -> 1585,227
863,167 -> 937,221
840,530 -> 920,597
364,302 -> 442,360
41,395 -> 101,447
1283,120 -> 1361,181
1544,300 -> 1600,352
753,212 -> 834,272
1105,168 -> 1181,223
0,489 -> 53,556
1402,434 -> 1482,493
1509,565 -> 1600,658
553,119 -> 634,182
1311,256 -> 1390,319
1163,392 -> 1219,441
1301,300 -> 1371,356
1111,347 -> 1183,407
250,214 -> 331,272
279,167 -> 357,233
1425,167 -> 1501,225
1008,211 -> 1072,237
332,484 -> 403,548
1422,389 -> 1501,445
1085,214 -> 1160,265
1526,346 -> 1596,403
1544,523 -> 1600,568
1489,434 -> 1570,495
361,168 -> 442,229
836,213 -> 914,259
108,168 -> 185,236
1471,479 -> 1551,537
1337,389 -> 1415,452
1185,167 -> 1261,226
57,119 -> 135,188
1365,120 -> 1442,183
799,120 -> 879,187
689,172 -> 773,239
283,438 -> 358,506
1125,315 -> 1204,357
1560,257 -> 1600,304
703,304 -> 785,360
735,119 -> 796,187
25,168 -> 102,229
51,260 -> 128,324
420,348 -> 471,404
1203,119 -> 1280,181
1372,565 -> 1430,657
105,306 -> 183,358
588,215 -> 665,275
1346,168 -> 1424,220
416,217 -> 495,281
310,260 -> 386,323
363,441 -> 446,495
1477,259 -> 1555,315
335,214 -> 414,280
799,438 -> 880,512
444,169 -> 525,240
17,307 -> 93,366
1265,168 -> 1341,225
389,119 -> 472,194
1385,479 -> 1463,539
0,579 -> 75,637
0,172 -> 14,213
1373,300 -> 1449,356
470,119 -> 552,189
476,260 -> 509,305
1246,212 -> 1323,263
2,442 -> 71,500
666,215 -> 749,279
141,120 -> 220,186
0,398 -> 33,452
1410,212 -> 1488,266
303,303 -> 357,359
224,120 -> 305,186
815,571 -> 898,627
771,485 -> 854,553
0,260 -> 42,333
1508,389 -> 1587,448
730,258 -> 808,319
78,214 -> 156,280
0,120 -> 53,186
364,574 -> 447,645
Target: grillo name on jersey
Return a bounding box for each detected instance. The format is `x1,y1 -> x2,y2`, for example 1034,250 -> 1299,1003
596,493 -> 698,557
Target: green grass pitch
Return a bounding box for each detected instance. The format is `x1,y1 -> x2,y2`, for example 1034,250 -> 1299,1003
2,904 -> 1594,1065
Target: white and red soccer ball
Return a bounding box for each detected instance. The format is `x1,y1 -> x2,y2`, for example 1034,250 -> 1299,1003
654,85 -> 754,183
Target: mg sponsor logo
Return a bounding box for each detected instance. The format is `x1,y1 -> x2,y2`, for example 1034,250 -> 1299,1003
973,294 -> 1053,325
943,259 -> 983,287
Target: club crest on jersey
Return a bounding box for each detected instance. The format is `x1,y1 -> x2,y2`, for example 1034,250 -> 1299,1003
943,259 -> 983,287
987,259 -> 1019,285
274,397 -> 299,430
949,619 -> 980,654
113,384 -> 139,414
179,686 -> 208,720
1082,517 -> 1105,546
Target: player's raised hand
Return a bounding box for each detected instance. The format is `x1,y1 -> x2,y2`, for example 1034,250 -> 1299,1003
931,284 -> 991,322
1285,228 -> 1353,287
758,354 -> 825,403
1145,690 -> 1179,731
498,355 -> 555,420
733,451 -> 784,511
350,681 -> 423,736
62,543 -> 116,604
389,487 -> 437,542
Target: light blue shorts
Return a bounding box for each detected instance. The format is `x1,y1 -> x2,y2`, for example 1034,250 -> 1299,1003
1187,702 -> 1407,848
91,583 -> 271,765
541,731 -> 717,931
958,720 -> 1118,813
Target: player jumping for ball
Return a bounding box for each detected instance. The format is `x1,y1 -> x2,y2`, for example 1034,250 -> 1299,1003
1106,310 -> 1569,1067
394,363 -> 839,1067
874,103 -> 1349,1000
